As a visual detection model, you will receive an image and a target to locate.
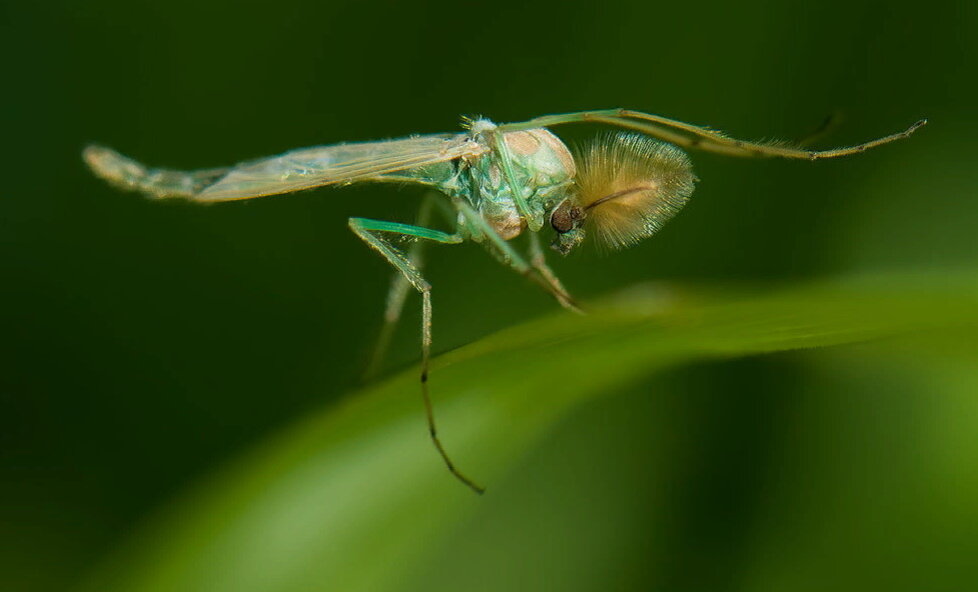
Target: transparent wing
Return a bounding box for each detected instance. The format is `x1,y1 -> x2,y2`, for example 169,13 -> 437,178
84,134 -> 487,202
197,134 -> 486,201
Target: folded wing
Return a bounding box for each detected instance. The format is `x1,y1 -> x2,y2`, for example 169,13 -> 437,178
84,134 -> 487,201
198,134 -> 485,201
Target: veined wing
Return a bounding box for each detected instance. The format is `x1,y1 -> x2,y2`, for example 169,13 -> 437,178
197,134 -> 486,201
84,134 -> 487,202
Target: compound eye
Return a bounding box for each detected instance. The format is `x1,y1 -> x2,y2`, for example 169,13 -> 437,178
550,200 -> 583,233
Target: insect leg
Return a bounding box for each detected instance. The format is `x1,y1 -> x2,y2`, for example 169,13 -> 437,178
348,217 -> 484,494
365,193 -> 441,380
484,129 -> 536,226
453,199 -> 578,310
498,109 -> 926,160
453,199 -> 533,272
526,233 -> 582,313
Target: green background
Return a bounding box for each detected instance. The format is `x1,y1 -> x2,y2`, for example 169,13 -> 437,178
2,1 -> 976,590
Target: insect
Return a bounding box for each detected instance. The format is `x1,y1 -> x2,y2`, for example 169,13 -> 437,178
83,108 -> 925,493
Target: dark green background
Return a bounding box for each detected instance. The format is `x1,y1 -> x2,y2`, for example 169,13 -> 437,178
2,1 -> 976,590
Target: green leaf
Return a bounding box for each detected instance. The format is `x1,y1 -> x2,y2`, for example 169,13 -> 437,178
81,272 -> 978,592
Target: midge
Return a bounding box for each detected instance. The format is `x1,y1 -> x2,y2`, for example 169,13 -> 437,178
83,108 -> 925,493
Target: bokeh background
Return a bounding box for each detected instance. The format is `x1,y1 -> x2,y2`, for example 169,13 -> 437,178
2,1 -> 977,590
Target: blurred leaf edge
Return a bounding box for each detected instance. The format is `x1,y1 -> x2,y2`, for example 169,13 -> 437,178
78,269 -> 978,592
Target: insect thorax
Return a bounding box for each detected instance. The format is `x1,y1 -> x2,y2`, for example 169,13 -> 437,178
454,125 -> 577,240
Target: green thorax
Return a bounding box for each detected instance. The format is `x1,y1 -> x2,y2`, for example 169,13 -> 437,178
456,120 -> 577,239
379,120 -> 577,241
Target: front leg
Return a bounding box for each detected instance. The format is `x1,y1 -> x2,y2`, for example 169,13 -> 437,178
348,217 -> 484,494
498,109 -> 925,160
527,232 -> 582,314
453,198 -> 581,312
